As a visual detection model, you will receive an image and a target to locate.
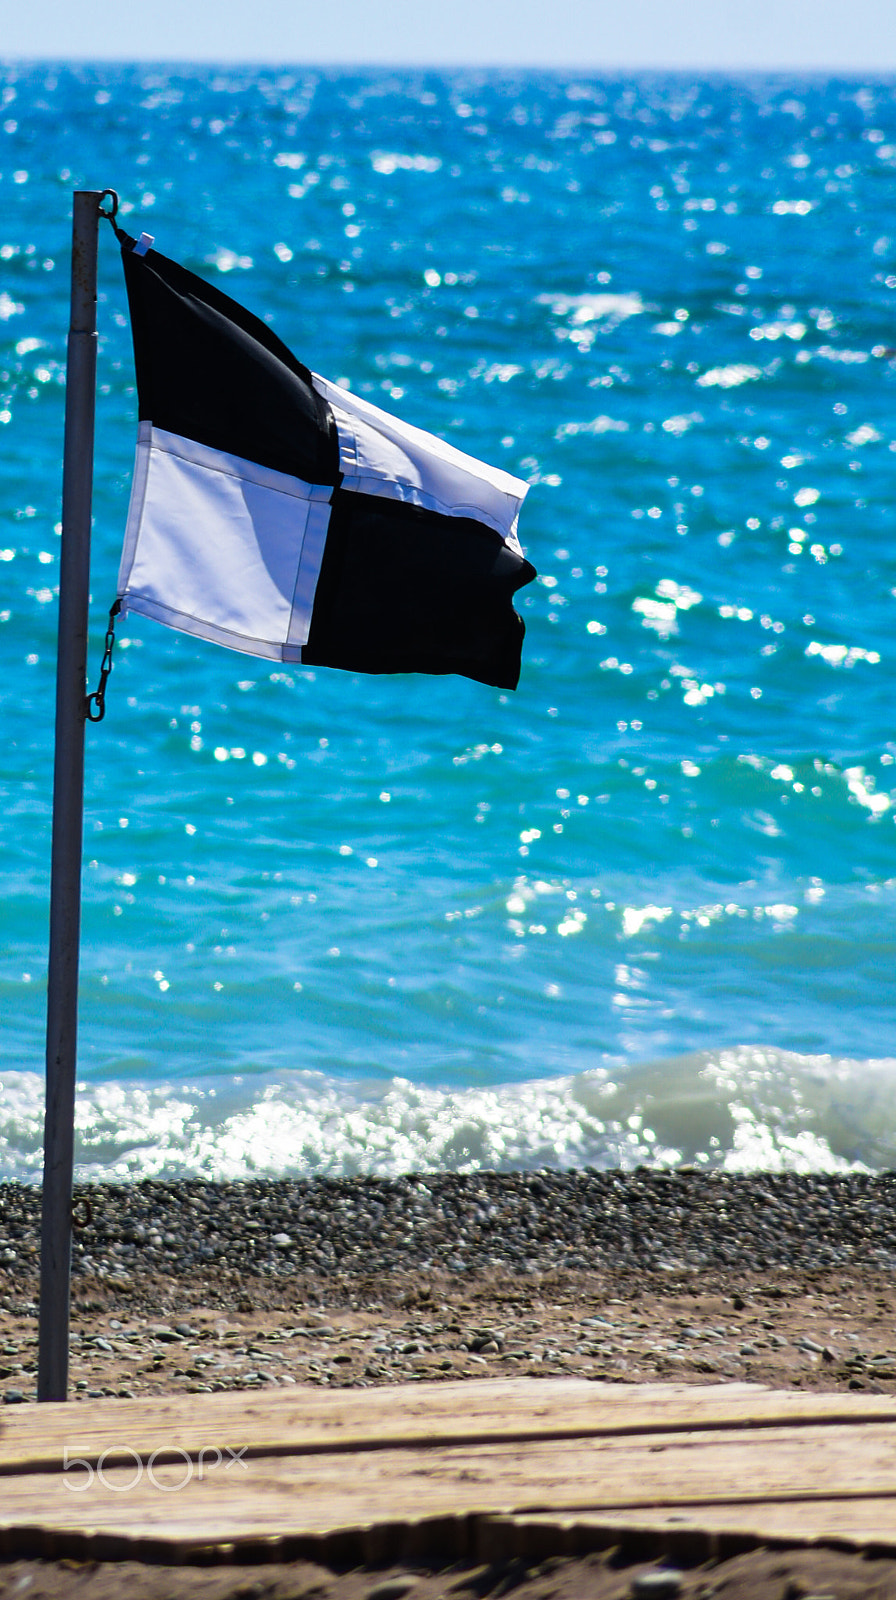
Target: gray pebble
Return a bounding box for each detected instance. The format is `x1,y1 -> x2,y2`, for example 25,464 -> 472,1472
2,1389 -> 25,1404
469,1332 -> 502,1353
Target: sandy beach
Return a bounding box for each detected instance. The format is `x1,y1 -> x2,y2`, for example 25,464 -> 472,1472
2,1170 -> 896,1597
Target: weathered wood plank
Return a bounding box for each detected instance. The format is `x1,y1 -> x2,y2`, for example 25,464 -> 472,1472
0,1422 -> 894,1545
2,1378 -> 894,1475
2,1381 -> 894,1568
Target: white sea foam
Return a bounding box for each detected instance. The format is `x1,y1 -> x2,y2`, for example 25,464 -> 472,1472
696,363 -> 762,388
555,415 -> 629,440
537,292 -> 646,326
370,152 -> 442,175
2,1048 -> 893,1184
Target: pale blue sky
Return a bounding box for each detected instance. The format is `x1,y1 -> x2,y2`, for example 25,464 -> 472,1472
3,0 -> 895,70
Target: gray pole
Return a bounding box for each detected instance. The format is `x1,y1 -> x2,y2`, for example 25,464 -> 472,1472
38,191 -> 102,1403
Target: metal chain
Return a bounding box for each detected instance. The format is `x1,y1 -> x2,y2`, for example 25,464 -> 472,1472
85,599 -> 122,723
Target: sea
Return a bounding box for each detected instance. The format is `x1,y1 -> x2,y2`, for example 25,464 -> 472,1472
2,63 -> 896,1184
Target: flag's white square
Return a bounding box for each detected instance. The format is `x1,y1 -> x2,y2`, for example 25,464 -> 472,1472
119,425 -> 332,659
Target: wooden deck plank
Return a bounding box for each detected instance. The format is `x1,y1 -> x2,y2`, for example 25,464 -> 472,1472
0,1422 -> 894,1545
2,1379 -> 895,1474
2,1381 -> 894,1567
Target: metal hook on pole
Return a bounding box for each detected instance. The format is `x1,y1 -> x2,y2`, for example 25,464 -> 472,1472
85,598 -> 122,722
98,188 -> 126,241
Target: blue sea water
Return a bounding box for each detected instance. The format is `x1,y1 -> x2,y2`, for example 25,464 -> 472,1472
2,63 -> 896,1181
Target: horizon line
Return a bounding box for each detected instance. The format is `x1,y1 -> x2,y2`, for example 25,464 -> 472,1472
4,55 -> 896,76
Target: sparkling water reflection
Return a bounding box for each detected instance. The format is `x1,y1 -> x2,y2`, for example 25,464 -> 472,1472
1,66 -> 896,1177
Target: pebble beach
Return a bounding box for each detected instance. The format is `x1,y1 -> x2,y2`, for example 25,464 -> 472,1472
2,1168 -> 895,1403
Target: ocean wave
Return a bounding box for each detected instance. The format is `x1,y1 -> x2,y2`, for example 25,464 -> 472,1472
2,1046 -> 893,1184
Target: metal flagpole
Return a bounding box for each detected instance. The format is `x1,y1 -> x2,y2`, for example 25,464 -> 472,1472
38,190 -> 103,1402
